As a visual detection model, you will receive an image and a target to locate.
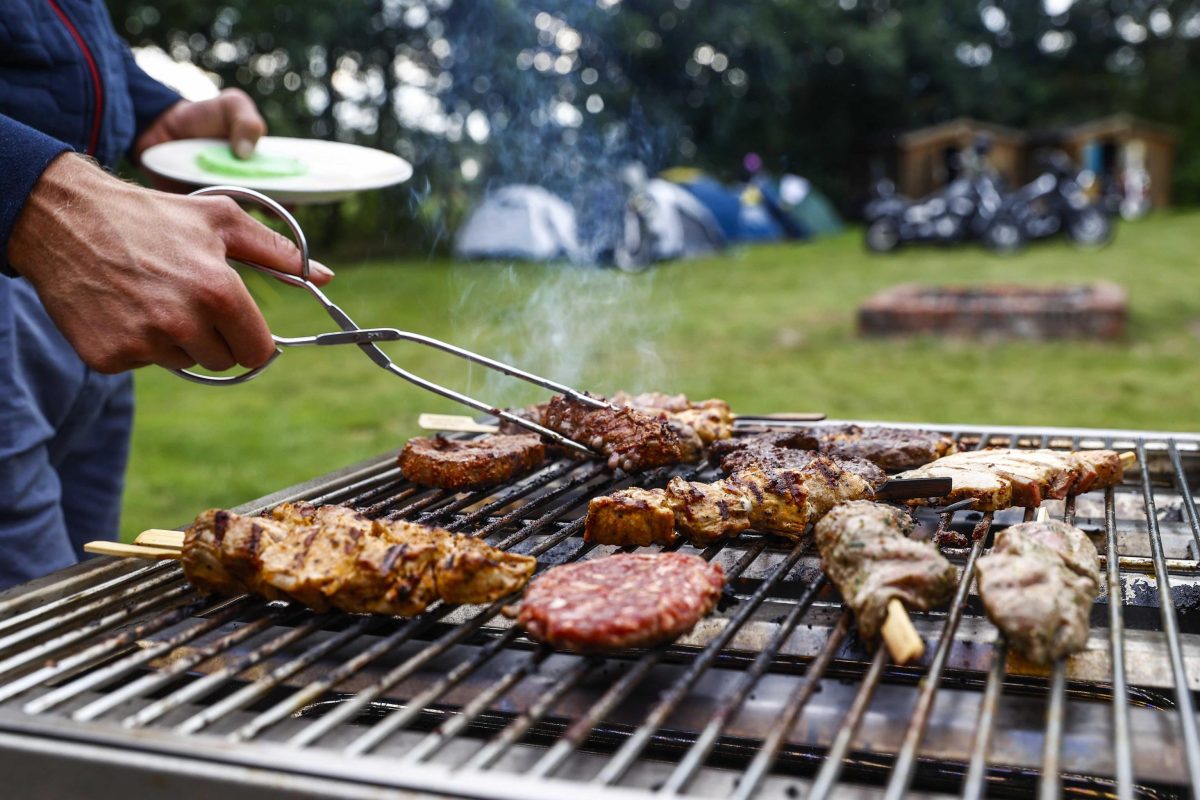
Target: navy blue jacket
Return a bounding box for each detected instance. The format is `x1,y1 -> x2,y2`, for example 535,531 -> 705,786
0,0 -> 180,273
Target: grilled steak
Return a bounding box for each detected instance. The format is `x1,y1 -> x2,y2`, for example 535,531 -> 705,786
398,434 -> 545,490
729,458 -> 873,539
813,425 -> 957,470
542,395 -> 689,471
182,503 -> 536,615
518,552 -> 724,652
975,519 -> 1100,664
814,501 -> 957,640
897,449 -> 1125,511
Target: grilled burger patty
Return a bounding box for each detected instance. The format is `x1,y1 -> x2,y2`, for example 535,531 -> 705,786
398,434 -> 545,490
518,552 -> 725,652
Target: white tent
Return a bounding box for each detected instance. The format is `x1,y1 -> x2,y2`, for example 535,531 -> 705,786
455,185 -> 579,262
615,178 -> 726,271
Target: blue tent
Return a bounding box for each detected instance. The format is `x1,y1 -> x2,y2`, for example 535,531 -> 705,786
661,169 -> 785,243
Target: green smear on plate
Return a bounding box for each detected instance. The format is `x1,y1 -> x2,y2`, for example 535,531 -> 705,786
195,145 -> 308,178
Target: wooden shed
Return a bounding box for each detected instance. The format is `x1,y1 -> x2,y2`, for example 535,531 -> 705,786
1056,114 -> 1177,208
896,118 -> 1025,198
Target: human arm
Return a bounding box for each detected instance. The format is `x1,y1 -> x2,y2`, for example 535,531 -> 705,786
6,152 -> 332,373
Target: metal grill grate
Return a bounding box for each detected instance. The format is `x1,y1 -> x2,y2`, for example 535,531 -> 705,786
2,420 -> 1200,800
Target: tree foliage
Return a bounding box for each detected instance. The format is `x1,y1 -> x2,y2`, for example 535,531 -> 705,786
108,0 -> 1200,250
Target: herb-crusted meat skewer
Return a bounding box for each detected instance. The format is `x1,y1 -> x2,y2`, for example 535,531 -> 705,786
183,503 -> 536,616
814,501 -> 957,662
974,519 -> 1100,664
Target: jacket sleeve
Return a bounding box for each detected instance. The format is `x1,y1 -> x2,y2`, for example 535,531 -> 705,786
0,114 -> 73,278
121,47 -> 182,142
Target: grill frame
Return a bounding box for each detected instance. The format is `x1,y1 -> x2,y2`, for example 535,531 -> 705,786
2,419 -> 1200,800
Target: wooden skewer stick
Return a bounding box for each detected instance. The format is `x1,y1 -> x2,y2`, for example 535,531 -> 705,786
418,411 -> 826,435
881,598 -> 925,665
1036,506 -> 1052,523
84,541 -> 182,561
135,529 -> 185,548
1119,451 -> 1137,471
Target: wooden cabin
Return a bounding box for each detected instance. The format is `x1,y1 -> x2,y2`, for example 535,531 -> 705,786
1055,114 -> 1176,209
896,118 -> 1026,198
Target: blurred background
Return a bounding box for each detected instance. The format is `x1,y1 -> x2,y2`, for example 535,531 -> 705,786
108,0 -> 1200,537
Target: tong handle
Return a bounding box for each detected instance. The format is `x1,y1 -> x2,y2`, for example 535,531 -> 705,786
172,185 -> 312,386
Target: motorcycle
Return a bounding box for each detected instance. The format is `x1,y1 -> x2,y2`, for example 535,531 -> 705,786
981,153 -> 1113,253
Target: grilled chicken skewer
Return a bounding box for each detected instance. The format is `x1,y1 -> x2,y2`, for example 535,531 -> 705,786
895,449 -> 1131,511
178,503 -> 536,615
814,501 -> 957,664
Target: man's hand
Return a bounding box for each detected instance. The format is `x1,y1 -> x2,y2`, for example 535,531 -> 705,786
7,154 -> 333,374
134,88 -> 267,161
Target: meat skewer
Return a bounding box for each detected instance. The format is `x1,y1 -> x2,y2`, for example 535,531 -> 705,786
974,507 -> 1101,664
895,448 -> 1134,511
813,501 -> 957,664
90,503 -> 537,616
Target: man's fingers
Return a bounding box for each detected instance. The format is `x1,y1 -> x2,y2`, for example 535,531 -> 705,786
221,90 -> 267,159
220,206 -> 335,285
155,347 -> 197,372
180,329 -> 238,373
213,280 -> 277,369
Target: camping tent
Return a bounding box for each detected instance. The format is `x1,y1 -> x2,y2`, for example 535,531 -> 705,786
455,185 -> 579,262
661,168 -> 786,243
758,174 -> 843,238
615,178 -> 726,270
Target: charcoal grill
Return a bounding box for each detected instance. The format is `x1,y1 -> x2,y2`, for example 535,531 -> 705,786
2,419 -> 1200,800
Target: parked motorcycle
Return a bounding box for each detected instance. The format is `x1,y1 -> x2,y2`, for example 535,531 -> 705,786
981,153 -> 1113,253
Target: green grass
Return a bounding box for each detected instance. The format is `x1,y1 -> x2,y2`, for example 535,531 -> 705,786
123,210 -> 1200,539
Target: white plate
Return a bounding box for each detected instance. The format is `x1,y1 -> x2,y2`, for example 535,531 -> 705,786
140,136 -> 413,204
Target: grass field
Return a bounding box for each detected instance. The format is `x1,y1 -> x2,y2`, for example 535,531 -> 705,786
123,210 -> 1200,539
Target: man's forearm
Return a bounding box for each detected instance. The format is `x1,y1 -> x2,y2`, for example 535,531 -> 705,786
0,115 -> 72,276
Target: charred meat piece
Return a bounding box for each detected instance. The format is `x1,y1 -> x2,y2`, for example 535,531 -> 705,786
398,434 -> 545,491
182,503 -> 536,616
729,458 -> 873,539
542,395 -> 689,471
518,552 -> 725,652
975,520 -> 1100,664
584,487 -> 679,548
612,391 -> 736,445
814,501 -> 957,640
716,432 -> 886,492
897,449 -> 1125,511
812,425 -> 957,470
665,476 -> 752,546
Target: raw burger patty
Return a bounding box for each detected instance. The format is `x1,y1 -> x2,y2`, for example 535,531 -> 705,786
518,552 -> 725,652
398,434 -> 545,490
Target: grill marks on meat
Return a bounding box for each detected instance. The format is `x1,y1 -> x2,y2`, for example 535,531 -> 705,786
814,502 -> 957,641
713,432 -> 887,491
813,425 -> 957,470
398,434 -> 545,490
517,552 -> 725,652
897,449 -> 1125,511
182,503 -> 536,615
584,455 -> 872,548
610,391 -> 736,445
542,395 -> 689,471
975,520 -> 1100,664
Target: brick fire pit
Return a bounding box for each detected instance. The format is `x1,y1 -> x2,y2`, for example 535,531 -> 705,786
858,282 -> 1127,340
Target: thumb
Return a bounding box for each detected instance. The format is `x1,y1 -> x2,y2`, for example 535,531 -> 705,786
221,90 -> 267,159
222,210 -> 335,286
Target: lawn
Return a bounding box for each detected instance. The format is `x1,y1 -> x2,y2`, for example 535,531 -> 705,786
123,210 -> 1200,539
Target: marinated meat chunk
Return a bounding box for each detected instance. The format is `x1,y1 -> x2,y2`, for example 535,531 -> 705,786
664,476 -> 752,546
975,520 -> 1100,664
398,434 -> 545,490
182,503 -> 536,616
584,488 -> 679,548
729,457 -> 873,538
815,501 -> 957,640
518,552 -> 725,652
542,395 -> 690,471
611,392 -> 736,444
812,425 -> 957,470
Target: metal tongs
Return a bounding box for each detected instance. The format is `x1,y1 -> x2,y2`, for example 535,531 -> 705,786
172,186 -> 603,457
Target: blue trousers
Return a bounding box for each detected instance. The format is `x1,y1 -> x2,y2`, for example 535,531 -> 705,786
0,278 -> 132,590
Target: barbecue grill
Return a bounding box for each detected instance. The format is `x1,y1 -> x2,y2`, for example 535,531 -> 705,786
2,418 -> 1199,800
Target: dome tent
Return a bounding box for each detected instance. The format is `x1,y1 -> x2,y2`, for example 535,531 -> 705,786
455,185 -> 580,262
615,177 -> 727,271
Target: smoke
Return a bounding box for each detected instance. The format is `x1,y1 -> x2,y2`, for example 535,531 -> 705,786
438,1 -> 682,403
